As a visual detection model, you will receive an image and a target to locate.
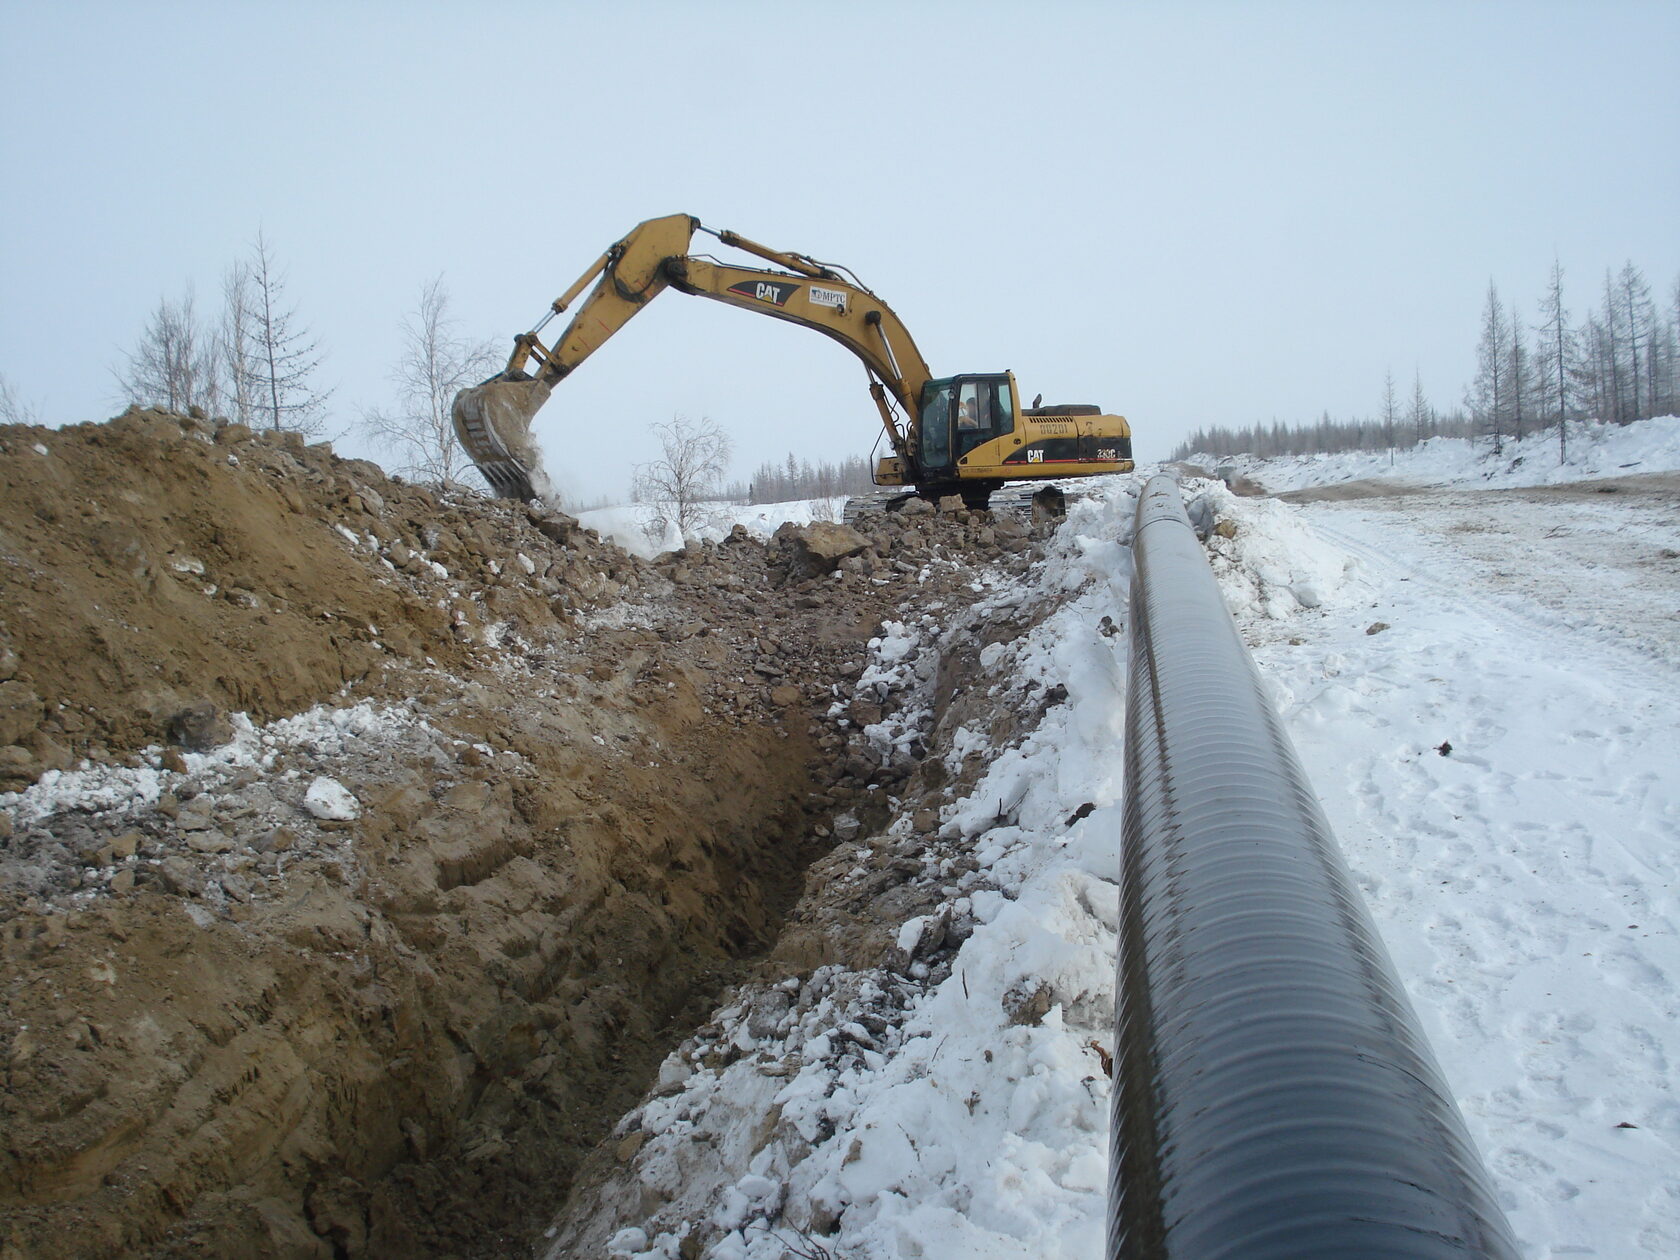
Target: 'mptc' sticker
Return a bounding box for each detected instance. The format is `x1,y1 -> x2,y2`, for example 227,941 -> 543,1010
808,285 -> 847,310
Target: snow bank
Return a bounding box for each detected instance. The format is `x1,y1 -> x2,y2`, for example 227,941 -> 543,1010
1185,478 -> 1369,620
577,497 -> 843,557
1195,413 -> 1680,493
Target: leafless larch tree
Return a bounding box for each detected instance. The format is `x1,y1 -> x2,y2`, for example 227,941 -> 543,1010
360,277 -> 500,487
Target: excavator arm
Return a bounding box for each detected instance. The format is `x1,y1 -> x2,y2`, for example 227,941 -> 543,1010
453,214 -> 934,501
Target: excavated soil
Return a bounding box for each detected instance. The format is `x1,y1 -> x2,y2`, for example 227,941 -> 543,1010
0,410 -> 1047,1258
1277,477 -> 1428,502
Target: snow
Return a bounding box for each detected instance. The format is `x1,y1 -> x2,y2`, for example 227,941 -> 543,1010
302,776 -> 359,821
569,416 -> 1680,1258
1194,413 -> 1680,493
0,700 -> 424,825
577,497 -> 843,557
1189,480 -> 1371,621
1268,495 -> 1680,1256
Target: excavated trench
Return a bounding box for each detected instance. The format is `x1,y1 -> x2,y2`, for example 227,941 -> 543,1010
0,410 -> 1052,1259
4,697 -> 842,1260
537,532 -> 1079,1256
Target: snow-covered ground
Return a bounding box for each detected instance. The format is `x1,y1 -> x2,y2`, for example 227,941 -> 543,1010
584,416 -> 1680,1258
1195,414 -> 1680,493
1269,487 -> 1679,1256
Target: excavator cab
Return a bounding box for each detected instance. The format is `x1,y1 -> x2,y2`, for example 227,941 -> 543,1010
917,374 -> 1015,474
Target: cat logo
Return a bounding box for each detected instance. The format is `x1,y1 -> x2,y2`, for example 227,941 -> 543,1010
727,279 -> 797,307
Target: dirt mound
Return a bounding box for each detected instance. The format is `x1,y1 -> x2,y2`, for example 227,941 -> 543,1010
1,410 -> 467,785
0,412 -> 1051,1258
1278,477 -> 1427,503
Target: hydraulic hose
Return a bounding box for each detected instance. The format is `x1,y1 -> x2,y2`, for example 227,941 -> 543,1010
1108,476 -> 1519,1258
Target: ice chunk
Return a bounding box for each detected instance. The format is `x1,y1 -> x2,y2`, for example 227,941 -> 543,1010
303,776 -> 360,821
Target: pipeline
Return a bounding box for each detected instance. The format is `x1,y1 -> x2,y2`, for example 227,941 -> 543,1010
1108,476 -> 1519,1258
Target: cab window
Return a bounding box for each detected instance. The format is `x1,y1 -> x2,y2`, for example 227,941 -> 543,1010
956,379 -> 1009,456
956,381 -> 984,448
920,380 -> 954,469
991,379 -> 1013,436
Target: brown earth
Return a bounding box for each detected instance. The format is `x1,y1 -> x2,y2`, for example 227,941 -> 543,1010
1500,469 -> 1680,500
1166,461 -> 1268,497
0,411 -> 1046,1258
1278,477 -> 1429,503
1277,470 -> 1680,504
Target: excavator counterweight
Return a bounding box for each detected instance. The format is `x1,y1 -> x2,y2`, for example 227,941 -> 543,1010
452,214 -> 1132,507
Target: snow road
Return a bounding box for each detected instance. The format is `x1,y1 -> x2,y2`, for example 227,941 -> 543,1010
1265,484 -> 1680,1257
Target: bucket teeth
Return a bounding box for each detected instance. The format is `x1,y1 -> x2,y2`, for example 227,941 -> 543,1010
451,374 -> 554,501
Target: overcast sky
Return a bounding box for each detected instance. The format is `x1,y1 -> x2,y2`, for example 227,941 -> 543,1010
3,1 -> 1676,502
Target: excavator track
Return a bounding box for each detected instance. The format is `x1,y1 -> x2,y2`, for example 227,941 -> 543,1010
842,480 -> 1092,525
841,489 -> 917,523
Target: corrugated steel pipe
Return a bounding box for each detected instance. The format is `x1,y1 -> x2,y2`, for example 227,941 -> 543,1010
1108,475 -> 1519,1259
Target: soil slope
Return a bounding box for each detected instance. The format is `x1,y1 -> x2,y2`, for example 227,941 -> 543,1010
0,410 -> 1040,1257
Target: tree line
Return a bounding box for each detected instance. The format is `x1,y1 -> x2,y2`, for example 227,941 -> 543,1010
1174,260 -> 1679,463
723,453 -> 877,504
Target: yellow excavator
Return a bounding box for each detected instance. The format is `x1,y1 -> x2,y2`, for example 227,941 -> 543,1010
452,214 -> 1133,509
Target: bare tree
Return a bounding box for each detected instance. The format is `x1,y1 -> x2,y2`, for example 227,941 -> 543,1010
1380,369 -> 1398,463
1468,281 -> 1508,453
1409,370 -> 1431,446
1659,273 -> 1680,417
246,231 -> 329,433
1617,262 -> 1653,422
632,414 -> 733,540
220,260 -> 262,428
1670,275 -> 1680,414
0,372 -> 41,425
1507,322 -> 1530,443
1598,269 -> 1625,424
114,288 -> 219,415
1534,258 -> 1576,463
361,276 -> 500,486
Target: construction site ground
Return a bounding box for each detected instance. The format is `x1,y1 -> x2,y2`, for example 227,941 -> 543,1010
0,409 -> 1061,1258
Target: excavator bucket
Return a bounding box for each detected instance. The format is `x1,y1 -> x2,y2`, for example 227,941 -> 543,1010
451,372 -> 554,501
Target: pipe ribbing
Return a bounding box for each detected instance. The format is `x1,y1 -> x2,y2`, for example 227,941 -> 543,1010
1108,476 -> 1518,1258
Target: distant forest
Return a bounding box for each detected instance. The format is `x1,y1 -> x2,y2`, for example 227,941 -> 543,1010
1173,261 -> 1678,462
721,453 -> 877,504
